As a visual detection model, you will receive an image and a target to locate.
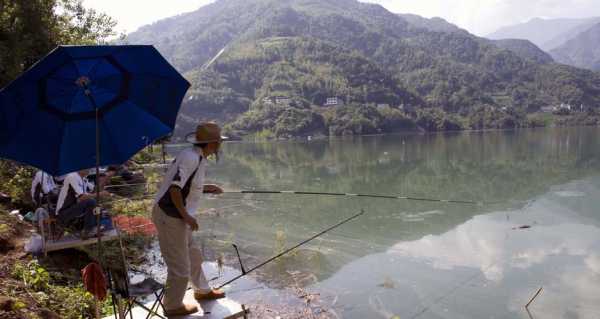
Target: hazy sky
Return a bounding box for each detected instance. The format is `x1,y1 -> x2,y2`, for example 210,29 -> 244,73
83,0 -> 600,36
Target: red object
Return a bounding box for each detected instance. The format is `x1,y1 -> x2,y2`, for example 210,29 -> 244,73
113,215 -> 157,236
82,262 -> 107,301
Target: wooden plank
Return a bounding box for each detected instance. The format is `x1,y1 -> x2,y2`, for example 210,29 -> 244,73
45,229 -> 119,252
103,290 -> 248,319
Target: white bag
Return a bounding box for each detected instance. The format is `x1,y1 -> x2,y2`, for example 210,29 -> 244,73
25,234 -> 43,253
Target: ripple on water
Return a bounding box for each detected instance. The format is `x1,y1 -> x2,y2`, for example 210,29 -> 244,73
554,191 -> 586,197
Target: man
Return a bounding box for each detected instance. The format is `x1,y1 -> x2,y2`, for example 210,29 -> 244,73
55,169 -> 111,237
152,122 -> 227,316
31,170 -> 58,207
86,167 -> 115,191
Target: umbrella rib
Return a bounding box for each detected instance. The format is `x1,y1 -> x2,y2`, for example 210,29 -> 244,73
129,101 -> 174,134
55,121 -> 69,176
99,118 -> 123,166
91,76 -> 124,97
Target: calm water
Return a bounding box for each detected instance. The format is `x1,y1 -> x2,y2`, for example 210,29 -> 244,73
167,127 -> 600,318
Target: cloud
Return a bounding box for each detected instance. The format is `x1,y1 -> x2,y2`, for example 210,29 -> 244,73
83,0 -> 600,36
83,0 -> 213,33
362,0 -> 600,36
388,197 -> 600,282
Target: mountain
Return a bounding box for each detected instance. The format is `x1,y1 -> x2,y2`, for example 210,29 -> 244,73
550,23 -> 600,71
487,17 -> 600,51
491,39 -> 553,64
126,0 -> 600,138
543,18 -> 600,50
396,15 -> 552,63
398,14 -> 467,34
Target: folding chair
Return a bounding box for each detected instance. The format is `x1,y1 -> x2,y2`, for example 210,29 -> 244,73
110,232 -> 165,319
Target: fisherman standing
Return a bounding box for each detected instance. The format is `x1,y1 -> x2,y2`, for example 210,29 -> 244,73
152,122 -> 227,316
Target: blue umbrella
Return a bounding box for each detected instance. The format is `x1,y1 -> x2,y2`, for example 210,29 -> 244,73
0,45 -> 190,176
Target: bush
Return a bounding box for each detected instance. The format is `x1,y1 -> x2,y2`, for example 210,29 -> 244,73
11,260 -> 103,319
0,160 -> 34,206
416,108 -> 464,131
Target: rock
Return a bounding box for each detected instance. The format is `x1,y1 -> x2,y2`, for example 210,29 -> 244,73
0,192 -> 10,204
512,225 -> 532,230
0,295 -> 14,312
39,308 -> 61,319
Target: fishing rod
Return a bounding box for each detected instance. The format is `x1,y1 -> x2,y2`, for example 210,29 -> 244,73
225,190 -> 489,206
102,189 -> 495,206
216,209 -> 366,289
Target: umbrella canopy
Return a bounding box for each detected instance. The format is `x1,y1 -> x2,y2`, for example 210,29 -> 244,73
0,45 -> 190,176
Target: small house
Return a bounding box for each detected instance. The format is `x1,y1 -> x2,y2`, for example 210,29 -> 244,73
324,97 -> 342,106
275,96 -> 291,105
262,97 -> 273,105
559,103 -> 572,111
540,106 -> 554,113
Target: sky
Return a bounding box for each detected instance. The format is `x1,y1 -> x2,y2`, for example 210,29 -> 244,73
83,0 -> 600,36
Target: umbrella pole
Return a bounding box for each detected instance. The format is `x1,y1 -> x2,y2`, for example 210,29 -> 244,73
82,87 -> 103,261
95,106 -> 102,254
84,88 -> 116,318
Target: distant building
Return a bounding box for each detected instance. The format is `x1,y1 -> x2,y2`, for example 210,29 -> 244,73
262,97 -> 273,105
324,97 -> 342,106
540,106 -> 554,113
263,96 -> 292,105
275,96 -> 291,105
559,103 -> 572,111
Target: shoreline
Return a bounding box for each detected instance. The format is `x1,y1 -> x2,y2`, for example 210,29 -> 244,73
166,122 -> 600,145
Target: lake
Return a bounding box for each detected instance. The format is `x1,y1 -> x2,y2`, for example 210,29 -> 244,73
163,127 -> 600,318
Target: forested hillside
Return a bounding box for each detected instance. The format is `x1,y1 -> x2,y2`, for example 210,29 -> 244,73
127,0 -> 600,138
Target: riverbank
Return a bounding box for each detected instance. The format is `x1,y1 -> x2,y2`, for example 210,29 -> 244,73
0,205 -> 105,318
0,200 -> 336,318
211,111 -> 599,142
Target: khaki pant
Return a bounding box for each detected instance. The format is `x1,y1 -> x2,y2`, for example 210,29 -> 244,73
152,205 -> 210,310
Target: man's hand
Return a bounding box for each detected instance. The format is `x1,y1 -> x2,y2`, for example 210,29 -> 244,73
79,193 -> 95,202
100,190 -> 113,198
183,214 -> 199,231
203,184 -> 223,194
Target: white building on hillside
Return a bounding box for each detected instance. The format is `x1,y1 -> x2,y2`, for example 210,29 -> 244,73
275,96 -> 291,105
324,97 -> 342,106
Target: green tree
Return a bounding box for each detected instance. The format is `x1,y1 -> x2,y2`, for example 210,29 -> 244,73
0,0 -> 117,87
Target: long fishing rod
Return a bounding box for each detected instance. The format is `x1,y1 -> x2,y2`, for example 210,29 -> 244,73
216,209 -> 366,289
226,190 -> 488,206
102,188 -> 494,206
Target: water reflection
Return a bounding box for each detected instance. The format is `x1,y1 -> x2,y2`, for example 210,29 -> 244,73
160,127 -> 600,318
195,127 -> 600,266
315,177 -> 600,318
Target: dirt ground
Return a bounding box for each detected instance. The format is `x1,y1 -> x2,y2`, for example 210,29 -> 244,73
0,211 -> 60,319
0,208 -> 337,319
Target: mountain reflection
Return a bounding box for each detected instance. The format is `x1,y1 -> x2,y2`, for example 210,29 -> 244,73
315,177 -> 600,319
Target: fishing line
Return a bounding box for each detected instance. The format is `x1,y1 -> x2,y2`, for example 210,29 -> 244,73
408,264 -> 495,319
216,210 -> 366,289
224,190 -> 500,206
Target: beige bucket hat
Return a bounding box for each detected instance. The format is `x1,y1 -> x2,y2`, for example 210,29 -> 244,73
185,122 -> 228,144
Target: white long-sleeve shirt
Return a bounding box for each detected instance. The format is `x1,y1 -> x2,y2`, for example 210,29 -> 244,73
31,170 -> 57,202
155,147 -> 206,216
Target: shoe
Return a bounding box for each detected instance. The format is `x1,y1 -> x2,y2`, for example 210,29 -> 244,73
194,289 -> 226,301
164,303 -> 198,317
80,228 -> 104,240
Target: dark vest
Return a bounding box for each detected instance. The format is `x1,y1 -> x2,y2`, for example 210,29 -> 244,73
59,183 -> 78,214
158,156 -> 203,219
